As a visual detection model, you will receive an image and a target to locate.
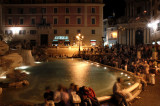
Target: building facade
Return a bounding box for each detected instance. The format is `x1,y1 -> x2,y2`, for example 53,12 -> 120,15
1,0 -> 104,47
103,18 -> 118,46
117,0 -> 160,46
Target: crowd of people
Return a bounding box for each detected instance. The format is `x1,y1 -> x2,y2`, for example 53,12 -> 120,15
81,44 -> 160,105
82,44 -> 159,86
43,83 -> 100,106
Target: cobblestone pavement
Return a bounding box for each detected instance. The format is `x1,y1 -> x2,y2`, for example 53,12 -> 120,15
132,75 -> 160,106
101,75 -> 160,106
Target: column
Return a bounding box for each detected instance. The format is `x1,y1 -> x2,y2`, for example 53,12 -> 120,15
147,28 -> 150,43
144,28 -> 146,44
127,29 -> 130,45
133,29 -> 135,46
131,29 -> 133,46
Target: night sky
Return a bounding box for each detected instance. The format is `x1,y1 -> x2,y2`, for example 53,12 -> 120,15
103,0 -> 126,19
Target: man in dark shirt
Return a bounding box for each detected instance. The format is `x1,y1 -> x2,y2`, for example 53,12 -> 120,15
44,86 -> 54,106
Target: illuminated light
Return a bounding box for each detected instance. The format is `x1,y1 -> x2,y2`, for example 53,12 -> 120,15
157,41 -> 160,45
54,36 -> 68,40
10,27 -> 22,34
128,76 -> 130,79
91,63 -> 93,65
121,72 -> 124,75
144,10 -> 147,13
104,67 -> 107,69
152,42 -> 155,45
15,66 -> 30,70
34,62 -> 42,64
125,74 -> 128,76
112,32 -> 118,38
22,71 -> 30,75
148,20 -> 160,31
97,65 -> 99,67
128,83 -> 131,85
0,76 -> 6,79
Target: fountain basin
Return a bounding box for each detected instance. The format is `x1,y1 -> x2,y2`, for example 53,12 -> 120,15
0,59 -> 140,104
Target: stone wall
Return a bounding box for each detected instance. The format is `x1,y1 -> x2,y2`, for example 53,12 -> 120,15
46,46 -> 88,57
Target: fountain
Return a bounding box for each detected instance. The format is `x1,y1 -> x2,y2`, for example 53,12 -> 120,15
20,50 -> 35,66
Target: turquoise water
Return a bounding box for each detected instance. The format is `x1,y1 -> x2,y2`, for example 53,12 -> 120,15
0,59 -> 136,104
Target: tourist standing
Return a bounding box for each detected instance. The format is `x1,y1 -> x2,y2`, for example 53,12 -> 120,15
44,86 -> 55,106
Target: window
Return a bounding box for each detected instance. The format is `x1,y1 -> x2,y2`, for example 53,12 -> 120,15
66,30 -> 69,34
66,8 -> 69,13
55,0 -> 57,3
54,29 -> 57,34
77,18 -> 81,24
42,18 -> 46,24
30,8 -> 37,14
158,5 -> 160,11
78,0 -> 81,3
31,18 -> 35,25
91,8 -> 95,13
20,19 -> 24,25
18,8 -> 24,14
92,18 -> 95,24
137,7 -> 141,14
5,30 -> 12,35
65,18 -> 69,24
19,30 -> 26,35
54,8 -> 58,13
41,8 -> 46,14
30,30 -> 37,34
53,18 -> 58,24
8,19 -> 12,25
92,30 -> 95,34
77,8 -> 81,13
77,30 -> 81,33
8,8 -> 12,14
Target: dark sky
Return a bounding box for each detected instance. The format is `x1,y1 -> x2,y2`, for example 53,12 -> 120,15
103,0 -> 126,19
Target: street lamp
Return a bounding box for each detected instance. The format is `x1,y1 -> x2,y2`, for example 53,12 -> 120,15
76,33 -> 84,57
148,20 -> 159,43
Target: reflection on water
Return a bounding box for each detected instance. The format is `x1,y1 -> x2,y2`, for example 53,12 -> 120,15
0,59 -> 136,104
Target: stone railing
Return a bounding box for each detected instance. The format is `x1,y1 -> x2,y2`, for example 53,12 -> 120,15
87,61 -> 142,103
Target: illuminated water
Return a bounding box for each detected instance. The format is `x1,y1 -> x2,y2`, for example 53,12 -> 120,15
0,59 -> 136,104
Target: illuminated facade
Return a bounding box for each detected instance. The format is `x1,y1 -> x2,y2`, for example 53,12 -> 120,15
103,18 -> 118,46
1,0 -> 104,46
117,0 -> 160,46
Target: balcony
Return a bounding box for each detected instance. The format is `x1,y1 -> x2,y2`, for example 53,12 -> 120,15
37,23 -> 51,29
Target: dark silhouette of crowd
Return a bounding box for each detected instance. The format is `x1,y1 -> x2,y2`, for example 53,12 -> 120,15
43,83 -> 100,106
82,44 -> 159,85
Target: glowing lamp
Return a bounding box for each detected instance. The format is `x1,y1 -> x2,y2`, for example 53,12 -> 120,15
10,27 -> 22,35
112,32 -> 117,38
